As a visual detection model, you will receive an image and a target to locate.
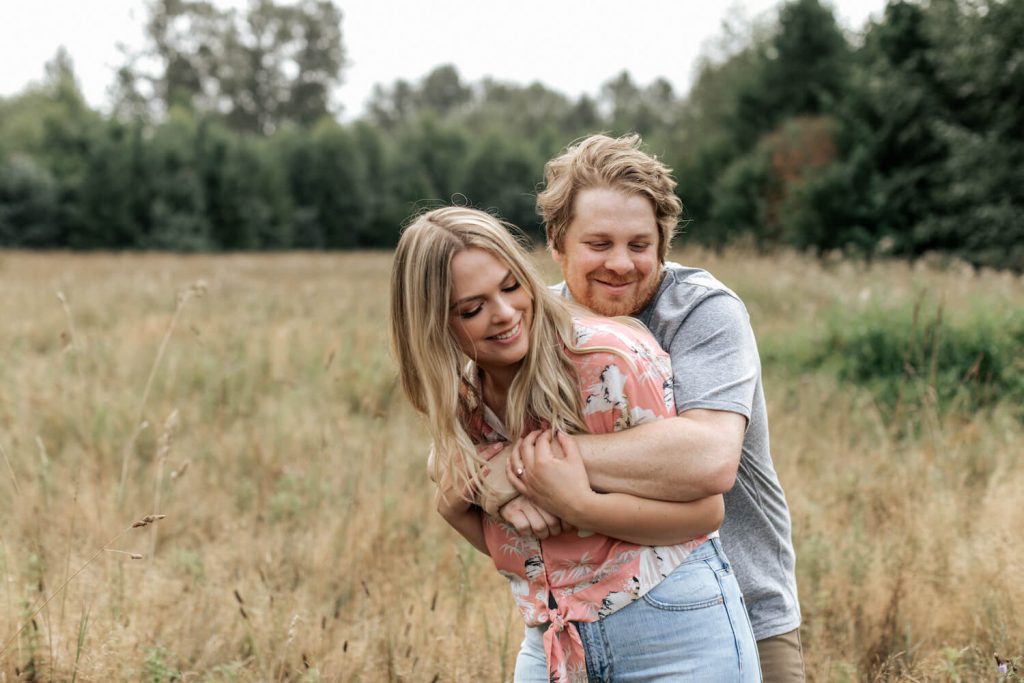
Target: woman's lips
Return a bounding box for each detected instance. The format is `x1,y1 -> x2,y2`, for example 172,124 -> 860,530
489,321 -> 521,344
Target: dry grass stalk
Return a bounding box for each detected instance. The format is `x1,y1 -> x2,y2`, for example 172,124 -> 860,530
150,410 -> 180,558
55,290 -> 78,352
0,251 -> 1019,680
0,440 -> 20,496
0,514 -> 167,659
117,281 -> 205,502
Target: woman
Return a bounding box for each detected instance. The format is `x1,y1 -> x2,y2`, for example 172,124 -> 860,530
390,206 -> 760,682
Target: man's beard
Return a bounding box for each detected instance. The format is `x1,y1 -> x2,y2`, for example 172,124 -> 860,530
580,275 -> 659,318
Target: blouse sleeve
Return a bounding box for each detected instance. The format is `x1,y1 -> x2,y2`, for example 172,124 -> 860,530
572,321 -> 676,434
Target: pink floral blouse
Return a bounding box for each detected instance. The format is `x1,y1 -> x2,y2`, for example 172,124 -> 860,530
468,315 -> 715,683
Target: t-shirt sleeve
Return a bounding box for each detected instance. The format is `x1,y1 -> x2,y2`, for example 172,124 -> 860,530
665,293 -> 759,419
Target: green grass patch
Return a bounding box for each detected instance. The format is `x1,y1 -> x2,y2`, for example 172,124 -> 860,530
773,296 -> 1024,420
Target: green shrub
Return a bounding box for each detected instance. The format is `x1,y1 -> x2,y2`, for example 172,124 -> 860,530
809,298 -> 1024,419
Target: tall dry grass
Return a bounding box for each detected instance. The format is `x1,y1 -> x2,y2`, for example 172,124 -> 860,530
0,248 -> 1020,681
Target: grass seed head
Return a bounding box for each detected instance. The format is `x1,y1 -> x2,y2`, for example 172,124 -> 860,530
132,514 -> 167,528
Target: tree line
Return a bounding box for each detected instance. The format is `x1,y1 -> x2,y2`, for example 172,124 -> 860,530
1,0 -> 1021,270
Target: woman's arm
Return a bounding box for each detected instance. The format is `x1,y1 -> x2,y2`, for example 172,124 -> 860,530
436,493 -> 489,555
508,430 -> 723,546
432,457 -> 490,555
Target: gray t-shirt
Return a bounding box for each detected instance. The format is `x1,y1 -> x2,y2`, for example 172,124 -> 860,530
554,262 -> 800,640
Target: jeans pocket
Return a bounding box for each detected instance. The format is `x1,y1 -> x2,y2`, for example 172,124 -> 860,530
642,560 -> 726,611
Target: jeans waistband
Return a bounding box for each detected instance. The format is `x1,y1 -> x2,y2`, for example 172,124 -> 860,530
683,536 -> 729,567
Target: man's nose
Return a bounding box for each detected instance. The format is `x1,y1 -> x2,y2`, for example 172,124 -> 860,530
605,249 -> 634,275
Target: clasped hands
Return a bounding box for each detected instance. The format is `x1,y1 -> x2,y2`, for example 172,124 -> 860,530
477,430 -> 594,539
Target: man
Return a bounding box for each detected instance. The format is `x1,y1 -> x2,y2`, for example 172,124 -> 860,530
493,133 -> 804,680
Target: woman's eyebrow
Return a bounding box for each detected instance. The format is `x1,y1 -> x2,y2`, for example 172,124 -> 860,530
450,270 -> 513,308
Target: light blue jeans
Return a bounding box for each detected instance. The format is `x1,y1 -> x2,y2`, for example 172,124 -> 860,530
514,538 -> 761,682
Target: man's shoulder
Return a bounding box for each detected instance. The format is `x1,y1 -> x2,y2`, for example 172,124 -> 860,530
644,262 -> 745,321
657,262 -> 741,302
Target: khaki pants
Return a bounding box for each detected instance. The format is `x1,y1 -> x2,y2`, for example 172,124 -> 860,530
757,628 -> 806,682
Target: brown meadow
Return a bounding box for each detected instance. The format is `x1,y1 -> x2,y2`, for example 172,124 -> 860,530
0,249 -> 1021,681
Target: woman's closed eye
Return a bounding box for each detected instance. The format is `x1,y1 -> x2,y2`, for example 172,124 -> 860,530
459,305 -> 483,319
456,279 -> 520,319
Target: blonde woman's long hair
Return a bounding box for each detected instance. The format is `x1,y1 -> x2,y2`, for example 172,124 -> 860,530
390,206 -> 589,497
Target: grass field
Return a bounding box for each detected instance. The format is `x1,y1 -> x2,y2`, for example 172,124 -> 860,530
0,248 -> 1021,681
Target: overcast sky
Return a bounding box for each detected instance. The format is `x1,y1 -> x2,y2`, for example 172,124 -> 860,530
0,0 -> 888,120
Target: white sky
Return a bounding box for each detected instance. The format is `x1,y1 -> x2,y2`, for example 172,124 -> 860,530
0,0 -> 887,120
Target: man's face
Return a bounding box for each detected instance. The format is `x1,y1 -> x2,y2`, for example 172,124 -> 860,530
551,187 -> 661,317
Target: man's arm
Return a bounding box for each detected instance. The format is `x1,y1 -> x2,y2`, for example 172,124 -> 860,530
486,408 -> 744,508
569,408 -> 745,501
509,430 -> 725,546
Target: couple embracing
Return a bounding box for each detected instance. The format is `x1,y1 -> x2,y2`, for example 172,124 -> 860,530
390,134 -> 802,682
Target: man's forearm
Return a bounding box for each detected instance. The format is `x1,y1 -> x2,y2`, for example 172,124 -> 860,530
574,410 -> 745,502
565,492 -> 724,547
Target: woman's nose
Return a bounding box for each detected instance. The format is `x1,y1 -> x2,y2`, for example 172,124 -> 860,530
492,295 -> 516,321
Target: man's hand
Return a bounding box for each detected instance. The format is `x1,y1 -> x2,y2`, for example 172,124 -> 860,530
508,430 -> 595,521
498,496 -> 568,539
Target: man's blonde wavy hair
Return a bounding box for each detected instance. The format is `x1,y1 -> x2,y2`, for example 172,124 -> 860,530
537,133 -> 683,262
390,206 -> 592,498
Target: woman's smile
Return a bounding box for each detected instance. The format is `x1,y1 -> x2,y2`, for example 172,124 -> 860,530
489,320 -> 522,343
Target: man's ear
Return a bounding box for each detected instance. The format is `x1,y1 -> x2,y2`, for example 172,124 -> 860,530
548,242 -> 563,265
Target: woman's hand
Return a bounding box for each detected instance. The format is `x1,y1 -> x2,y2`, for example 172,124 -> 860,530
499,496 -> 569,539
507,430 -> 595,522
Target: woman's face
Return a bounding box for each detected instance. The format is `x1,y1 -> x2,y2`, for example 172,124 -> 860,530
448,247 -> 533,374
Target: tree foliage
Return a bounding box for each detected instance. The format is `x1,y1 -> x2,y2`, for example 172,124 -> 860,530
0,0 -> 1021,269
118,0 -> 345,133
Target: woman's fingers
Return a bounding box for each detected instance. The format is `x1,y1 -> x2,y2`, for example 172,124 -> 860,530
535,505 -> 563,538
501,506 -> 531,537
506,454 -> 528,495
500,497 -> 552,538
476,440 -> 506,462
503,497 -> 544,540
555,431 -> 579,463
519,504 -> 550,539
509,437 -> 525,478
531,430 -> 547,462
519,430 -> 540,472
535,429 -> 555,461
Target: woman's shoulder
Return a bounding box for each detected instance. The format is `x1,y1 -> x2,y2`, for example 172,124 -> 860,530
570,315 -> 676,418
571,314 -> 663,355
